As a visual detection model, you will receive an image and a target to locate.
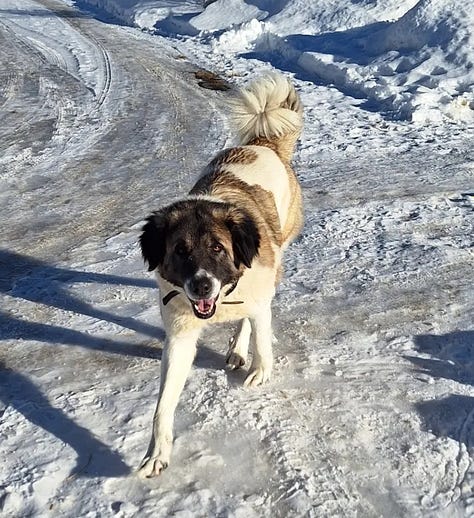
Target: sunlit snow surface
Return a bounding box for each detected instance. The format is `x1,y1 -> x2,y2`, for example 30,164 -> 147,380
1,0 -> 473,516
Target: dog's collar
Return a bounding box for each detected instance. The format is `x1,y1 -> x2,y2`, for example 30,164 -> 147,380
221,280 -> 243,305
162,280 -> 242,306
224,280 -> 239,297
162,290 -> 180,306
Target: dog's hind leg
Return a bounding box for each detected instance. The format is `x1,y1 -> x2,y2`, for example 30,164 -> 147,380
244,304 -> 273,387
138,328 -> 200,478
226,318 -> 251,369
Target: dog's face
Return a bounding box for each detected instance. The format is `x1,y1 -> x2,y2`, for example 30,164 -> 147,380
140,199 -> 260,319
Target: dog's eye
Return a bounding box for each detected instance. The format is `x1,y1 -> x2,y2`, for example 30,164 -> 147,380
212,243 -> 223,253
174,244 -> 187,257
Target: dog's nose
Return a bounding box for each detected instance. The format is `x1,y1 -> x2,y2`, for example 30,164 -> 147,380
189,276 -> 213,298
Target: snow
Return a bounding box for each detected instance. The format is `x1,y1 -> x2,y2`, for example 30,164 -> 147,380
0,0 -> 473,516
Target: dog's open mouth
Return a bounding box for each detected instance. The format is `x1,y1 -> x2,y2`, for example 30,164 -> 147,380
191,297 -> 218,319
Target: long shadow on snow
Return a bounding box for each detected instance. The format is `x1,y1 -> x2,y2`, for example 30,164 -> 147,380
0,312 -> 162,360
0,250 -> 226,368
153,12 -> 201,38
283,22 -> 390,64
246,0 -> 289,16
0,249 -> 163,342
0,8 -> 89,19
407,331 -> 474,447
0,361 -> 129,478
0,311 -> 228,369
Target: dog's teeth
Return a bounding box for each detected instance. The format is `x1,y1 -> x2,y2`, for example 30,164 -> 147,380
193,302 -> 212,316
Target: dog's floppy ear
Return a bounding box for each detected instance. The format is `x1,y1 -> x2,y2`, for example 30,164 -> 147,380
226,208 -> 260,268
140,210 -> 169,271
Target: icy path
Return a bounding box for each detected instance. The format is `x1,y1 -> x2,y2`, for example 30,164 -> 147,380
0,0 -> 226,257
1,1 -> 474,517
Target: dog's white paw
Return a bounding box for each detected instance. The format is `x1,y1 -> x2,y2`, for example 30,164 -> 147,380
137,456 -> 169,478
244,366 -> 271,387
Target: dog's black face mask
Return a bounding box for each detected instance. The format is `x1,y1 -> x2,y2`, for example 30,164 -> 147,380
140,200 -> 260,318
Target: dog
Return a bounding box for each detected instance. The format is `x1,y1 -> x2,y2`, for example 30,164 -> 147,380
138,72 -> 303,477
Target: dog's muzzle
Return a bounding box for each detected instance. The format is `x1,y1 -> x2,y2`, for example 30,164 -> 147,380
184,271 -> 221,319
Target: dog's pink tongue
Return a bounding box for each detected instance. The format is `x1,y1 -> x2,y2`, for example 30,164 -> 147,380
198,299 -> 214,312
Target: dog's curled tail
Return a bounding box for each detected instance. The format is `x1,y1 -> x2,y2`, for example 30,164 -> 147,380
230,72 -> 303,162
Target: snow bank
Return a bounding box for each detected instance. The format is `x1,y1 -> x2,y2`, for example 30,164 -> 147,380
211,18 -> 267,54
246,0 -> 474,121
76,0 -> 474,122
70,0 -> 204,30
190,0 -> 264,32
364,0 -> 474,121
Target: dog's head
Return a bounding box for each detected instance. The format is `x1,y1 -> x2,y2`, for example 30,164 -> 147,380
140,199 -> 260,319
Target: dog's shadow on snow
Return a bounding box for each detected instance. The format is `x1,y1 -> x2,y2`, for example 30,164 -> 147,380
406,331 -> 474,446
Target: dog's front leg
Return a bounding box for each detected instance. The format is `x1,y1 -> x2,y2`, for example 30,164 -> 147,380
244,304 -> 273,387
138,328 -> 200,478
226,318 -> 251,369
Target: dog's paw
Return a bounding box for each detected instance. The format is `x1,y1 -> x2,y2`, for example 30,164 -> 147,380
137,456 -> 169,478
226,335 -> 248,370
244,366 -> 271,387
226,350 -> 246,370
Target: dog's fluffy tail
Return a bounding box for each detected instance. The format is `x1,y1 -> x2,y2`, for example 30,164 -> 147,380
230,72 -> 303,162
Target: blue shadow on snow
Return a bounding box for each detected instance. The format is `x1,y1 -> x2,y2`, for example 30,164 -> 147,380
0,249 -> 226,366
0,361 -> 129,478
407,331 -> 474,386
0,249 -> 165,346
407,330 -> 474,447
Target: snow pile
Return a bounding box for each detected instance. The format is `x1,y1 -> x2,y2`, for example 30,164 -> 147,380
363,0 -> 474,121
210,18 -> 267,54
251,0 -> 474,121
76,0 -> 474,123
260,0 -> 420,35
70,0 -> 204,30
190,0 -> 264,32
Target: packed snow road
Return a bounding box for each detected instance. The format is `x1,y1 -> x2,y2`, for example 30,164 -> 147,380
0,0 -> 226,259
1,0 -> 474,517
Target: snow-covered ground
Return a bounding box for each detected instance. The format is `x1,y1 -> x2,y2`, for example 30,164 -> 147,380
1,0 -> 473,516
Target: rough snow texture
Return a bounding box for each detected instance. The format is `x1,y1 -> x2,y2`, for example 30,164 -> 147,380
1,0 -> 474,517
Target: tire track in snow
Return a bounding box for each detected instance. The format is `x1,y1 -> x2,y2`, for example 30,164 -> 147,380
0,2 -> 107,173
91,34 -> 112,109
2,0 -> 226,261
31,0 -> 113,112
135,58 -> 203,186
0,68 -> 18,108
0,20 -> 59,127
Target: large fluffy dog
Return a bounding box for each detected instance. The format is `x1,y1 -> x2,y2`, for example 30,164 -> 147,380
138,72 -> 303,477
